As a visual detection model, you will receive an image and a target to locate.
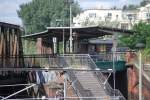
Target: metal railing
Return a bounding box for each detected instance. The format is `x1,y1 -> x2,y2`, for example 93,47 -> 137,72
88,55 -> 126,100
143,56 -> 150,71
0,54 -> 126,100
131,52 -> 150,70
57,54 -> 125,100
90,52 -> 126,62
5,96 -> 120,100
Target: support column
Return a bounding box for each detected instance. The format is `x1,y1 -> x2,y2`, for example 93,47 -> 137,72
112,33 -> 117,98
73,32 -> 78,53
57,38 -> 59,54
53,37 -> 57,54
36,38 -> 42,54
0,27 -> 2,55
64,40 -> 67,54
62,29 -> 65,54
48,37 -> 53,54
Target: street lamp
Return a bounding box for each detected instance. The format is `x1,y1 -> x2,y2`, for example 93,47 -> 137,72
135,43 -> 145,100
112,34 -> 117,98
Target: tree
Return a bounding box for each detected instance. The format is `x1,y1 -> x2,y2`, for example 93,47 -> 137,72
122,4 -> 138,10
119,22 -> 150,49
18,0 -> 81,34
140,0 -> 150,6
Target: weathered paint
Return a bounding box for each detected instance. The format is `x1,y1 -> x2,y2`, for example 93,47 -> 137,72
126,51 -> 150,100
36,38 -> 53,54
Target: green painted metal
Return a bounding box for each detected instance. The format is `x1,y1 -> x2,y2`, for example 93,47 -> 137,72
95,61 -> 126,71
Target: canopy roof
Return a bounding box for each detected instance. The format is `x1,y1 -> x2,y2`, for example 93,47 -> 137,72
22,26 -> 134,41
0,22 -> 20,29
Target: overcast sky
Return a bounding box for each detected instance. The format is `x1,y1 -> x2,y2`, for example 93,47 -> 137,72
0,0 -> 142,25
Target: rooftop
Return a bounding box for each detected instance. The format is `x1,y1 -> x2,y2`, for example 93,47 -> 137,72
22,26 -> 134,41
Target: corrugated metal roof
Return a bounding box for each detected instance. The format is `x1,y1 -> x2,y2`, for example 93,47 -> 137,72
22,26 -> 134,41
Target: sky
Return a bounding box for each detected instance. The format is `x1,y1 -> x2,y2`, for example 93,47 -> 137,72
0,0 -> 142,25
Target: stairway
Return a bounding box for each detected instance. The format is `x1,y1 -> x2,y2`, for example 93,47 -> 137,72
73,71 -> 107,99
60,54 -> 125,100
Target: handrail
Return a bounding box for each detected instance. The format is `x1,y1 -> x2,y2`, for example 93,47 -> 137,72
88,54 -> 126,100
90,52 -> 126,62
67,70 -> 83,98
59,54 -> 126,99
0,54 -> 126,99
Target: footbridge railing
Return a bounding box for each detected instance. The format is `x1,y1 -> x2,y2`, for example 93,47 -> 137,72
59,54 -> 126,100
0,54 -> 126,100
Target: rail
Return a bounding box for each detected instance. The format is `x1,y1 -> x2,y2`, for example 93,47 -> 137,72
90,52 -> 126,62
0,54 -> 125,99
88,54 -> 126,100
59,54 -> 125,100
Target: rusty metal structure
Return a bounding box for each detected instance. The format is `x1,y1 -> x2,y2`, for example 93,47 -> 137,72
0,22 -> 24,67
0,22 -> 26,98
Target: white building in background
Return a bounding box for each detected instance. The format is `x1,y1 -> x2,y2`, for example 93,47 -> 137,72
73,4 -> 150,30
138,4 -> 150,22
73,9 -> 122,27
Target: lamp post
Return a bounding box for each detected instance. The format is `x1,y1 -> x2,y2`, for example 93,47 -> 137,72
135,43 -> 145,100
112,34 -> 117,98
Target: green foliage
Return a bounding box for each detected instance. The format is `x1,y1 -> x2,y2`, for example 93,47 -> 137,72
22,39 -> 37,54
122,4 -> 139,10
146,37 -> 150,48
18,0 -> 81,34
142,48 -> 150,62
140,0 -> 150,6
119,22 -> 150,49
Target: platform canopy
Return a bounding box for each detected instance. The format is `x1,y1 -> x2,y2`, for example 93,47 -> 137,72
22,26 -> 134,41
0,22 -> 20,29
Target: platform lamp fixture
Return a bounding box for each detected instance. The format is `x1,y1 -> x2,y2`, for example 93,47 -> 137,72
135,42 -> 145,100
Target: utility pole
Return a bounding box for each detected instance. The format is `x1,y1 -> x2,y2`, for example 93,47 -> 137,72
139,50 -> 142,100
63,19 -> 65,54
69,1 -> 73,53
112,34 -> 117,99
65,0 -> 73,53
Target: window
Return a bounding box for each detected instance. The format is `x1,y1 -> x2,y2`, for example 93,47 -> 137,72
108,13 -> 112,17
121,23 -> 128,30
127,14 -> 133,20
89,13 -> 96,18
146,13 -> 150,18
